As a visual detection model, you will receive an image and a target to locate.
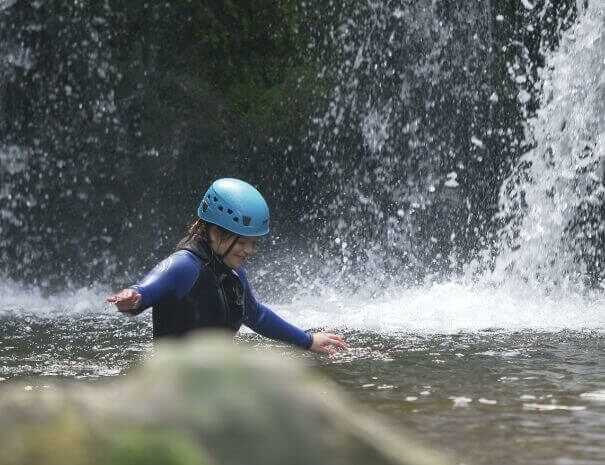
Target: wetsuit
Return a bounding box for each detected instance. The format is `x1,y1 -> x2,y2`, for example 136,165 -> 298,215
130,239 -> 312,349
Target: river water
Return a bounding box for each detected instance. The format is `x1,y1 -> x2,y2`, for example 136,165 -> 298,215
1,2 -> 604,465
1,281 -> 604,465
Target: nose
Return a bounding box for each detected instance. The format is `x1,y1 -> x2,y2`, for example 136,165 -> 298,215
243,241 -> 257,256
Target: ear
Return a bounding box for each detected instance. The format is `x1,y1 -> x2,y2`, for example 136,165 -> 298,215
207,225 -> 219,244
218,227 -> 235,243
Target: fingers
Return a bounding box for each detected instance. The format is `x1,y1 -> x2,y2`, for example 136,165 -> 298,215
105,293 -> 127,304
106,291 -> 126,304
329,338 -> 348,350
311,332 -> 348,355
326,333 -> 348,349
319,333 -> 348,350
106,289 -> 141,314
317,344 -> 338,355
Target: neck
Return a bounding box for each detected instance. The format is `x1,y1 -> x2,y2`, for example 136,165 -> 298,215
178,236 -> 232,271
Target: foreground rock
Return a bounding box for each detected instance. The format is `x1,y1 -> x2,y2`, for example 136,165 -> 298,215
0,333 -> 449,465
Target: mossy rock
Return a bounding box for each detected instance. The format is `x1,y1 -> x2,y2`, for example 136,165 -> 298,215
0,333 -> 449,465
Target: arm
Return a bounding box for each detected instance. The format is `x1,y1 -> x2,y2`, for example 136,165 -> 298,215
242,277 -> 347,353
238,268 -> 313,349
107,251 -> 200,313
252,302 -> 314,349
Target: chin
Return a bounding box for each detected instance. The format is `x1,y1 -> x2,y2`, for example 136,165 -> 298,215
227,258 -> 244,269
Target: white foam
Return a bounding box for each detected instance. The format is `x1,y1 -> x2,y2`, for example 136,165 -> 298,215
273,280 -> 605,334
477,350 -> 521,357
450,396 -> 473,408
580,390 -> 605,402
0,279 -> 113,315
1,277 -> 603,335
478,398 -> 498,405
523,403 -> 586,412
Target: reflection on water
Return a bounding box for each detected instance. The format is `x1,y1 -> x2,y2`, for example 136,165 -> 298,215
1,307 -> 603,465
317,331 -> 605,465
0,311 -> 151,380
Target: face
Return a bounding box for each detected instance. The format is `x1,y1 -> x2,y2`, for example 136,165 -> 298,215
208,227 -> 258,269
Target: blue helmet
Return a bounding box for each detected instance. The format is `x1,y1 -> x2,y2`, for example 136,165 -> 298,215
197,178 -> 270,236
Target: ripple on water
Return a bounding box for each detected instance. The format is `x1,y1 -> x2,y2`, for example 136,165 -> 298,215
449,396 -> 473,408
477,349 -> 522,357
580,390 -> 605,402
478,398 -> 498,405
523,403 -> 587,412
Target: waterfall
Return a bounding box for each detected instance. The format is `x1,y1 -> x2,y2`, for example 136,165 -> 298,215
0,0 -> 596,293
306,1 -> 496,283
305,0 -> 579,287
492,1 -> 605,291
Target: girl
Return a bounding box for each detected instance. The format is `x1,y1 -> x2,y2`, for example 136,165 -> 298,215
106,178 -> 347,354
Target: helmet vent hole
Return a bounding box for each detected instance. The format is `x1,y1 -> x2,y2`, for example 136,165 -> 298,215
227,209 -> 233,215
242,216 -> 251,226
213,197 -> 218,202
233,217 -> 239,223
218,206 -> 223,211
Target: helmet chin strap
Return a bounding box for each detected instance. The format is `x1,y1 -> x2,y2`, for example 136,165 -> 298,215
219,235 -> 240,262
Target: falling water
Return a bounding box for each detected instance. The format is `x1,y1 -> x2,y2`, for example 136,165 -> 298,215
493,0 -> 605,292
303,0 -> 581,289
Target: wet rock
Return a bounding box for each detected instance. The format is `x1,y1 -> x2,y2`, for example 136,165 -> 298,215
0,333 -> 449,465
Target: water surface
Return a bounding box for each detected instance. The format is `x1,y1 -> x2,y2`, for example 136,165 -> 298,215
1,291 -> 603,465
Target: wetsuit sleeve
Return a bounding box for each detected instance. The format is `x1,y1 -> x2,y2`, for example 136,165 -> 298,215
238,268 -> 313,350
131,251 -> 200,310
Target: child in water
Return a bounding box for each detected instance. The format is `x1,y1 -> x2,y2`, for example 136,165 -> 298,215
107,178 -> 347,354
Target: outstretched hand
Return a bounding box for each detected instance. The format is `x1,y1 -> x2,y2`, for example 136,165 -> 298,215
309,332 -> 348,355
106,288 -> 142,315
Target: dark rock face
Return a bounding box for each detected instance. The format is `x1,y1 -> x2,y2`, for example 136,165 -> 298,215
0,1 -> 583,289
0,334 -> 448,465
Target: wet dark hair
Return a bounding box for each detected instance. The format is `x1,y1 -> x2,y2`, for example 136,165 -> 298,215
176,218 -> 234,249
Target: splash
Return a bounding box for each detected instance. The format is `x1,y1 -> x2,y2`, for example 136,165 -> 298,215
307,1 -> 496,281
492,2 -> 605,291
273,279 -> 605,333
305,0 -> 576,284
0,278 -> 114,315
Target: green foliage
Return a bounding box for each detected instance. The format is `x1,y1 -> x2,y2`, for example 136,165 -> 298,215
106,429 -> 212,465
0,0 -> 319,286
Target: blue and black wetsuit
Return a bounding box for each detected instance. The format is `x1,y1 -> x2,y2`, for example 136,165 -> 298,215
131,238 -> 312,349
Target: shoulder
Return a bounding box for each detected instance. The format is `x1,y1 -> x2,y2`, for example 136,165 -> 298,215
169,249 -> 202,268
135,250 -> 206,305
149,250 -> 204,299
151,250 -> 202,280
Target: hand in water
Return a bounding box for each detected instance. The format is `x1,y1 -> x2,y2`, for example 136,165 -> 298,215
309,333 -> 348,355
106,288 -> 142,314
